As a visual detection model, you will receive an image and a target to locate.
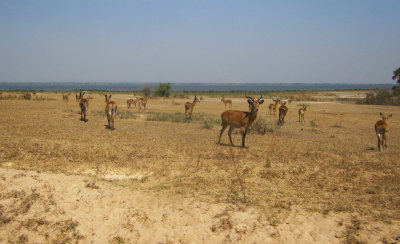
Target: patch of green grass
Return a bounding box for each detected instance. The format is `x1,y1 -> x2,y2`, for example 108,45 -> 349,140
146,112 -> 220,124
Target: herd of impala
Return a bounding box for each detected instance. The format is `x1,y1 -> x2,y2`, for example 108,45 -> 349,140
17,90 -> 388,151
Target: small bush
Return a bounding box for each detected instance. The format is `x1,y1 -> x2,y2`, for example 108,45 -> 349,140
201,119 -> 214,130
154,83 -> 171,97
251,117 -> 272,135
310,119 -> 317,127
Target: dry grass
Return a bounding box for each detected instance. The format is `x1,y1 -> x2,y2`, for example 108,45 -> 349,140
0,91 -> 399,242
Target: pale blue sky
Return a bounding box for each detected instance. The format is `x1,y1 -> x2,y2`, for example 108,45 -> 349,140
0,1 -> 399,83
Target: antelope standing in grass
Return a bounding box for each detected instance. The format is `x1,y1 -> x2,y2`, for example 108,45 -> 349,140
127,98 -> 139,109
0,92 -> 2,100
268,99 -> 279,116
218,93 -> 264,148
375,112 -> 392,152
278,102 -> 288,125
185,95 -> 199,119
62,93 -> 70,101
298,105 -> 306,122
23,93 -> 31,100
139,97 -> 148,110
79,95 -> 89,122
221,96 -> 232,108
105,95 -> 117,130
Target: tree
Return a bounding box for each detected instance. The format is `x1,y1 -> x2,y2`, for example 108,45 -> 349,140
392,67 -> 400,86
154,83 -> 171,97
141,85 -> 152,98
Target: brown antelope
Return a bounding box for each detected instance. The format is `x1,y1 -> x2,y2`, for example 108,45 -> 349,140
105,94 -> 117,130
62,93 -> 70,101
0,92 -> 2,100
127,98 -> 139,109
221,96 -> 232,108
185,95 -> 199,119
218,93 -> 264,148
268,99 -> 279,116
23,93 -> 31,100
298,105 -> 306,122
278,102 -> 288,125
139,97 -> 148,110
375,112 -> 392,152
79,95 -> 89,122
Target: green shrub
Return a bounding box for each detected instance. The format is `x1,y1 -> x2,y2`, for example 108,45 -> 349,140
154,83 -> 171,97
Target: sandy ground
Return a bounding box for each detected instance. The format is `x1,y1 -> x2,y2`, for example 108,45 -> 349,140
2,167 -> 399,244
0,91 -> 400,243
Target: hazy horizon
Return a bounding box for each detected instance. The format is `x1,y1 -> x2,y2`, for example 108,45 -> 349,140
1,1 -> 399,84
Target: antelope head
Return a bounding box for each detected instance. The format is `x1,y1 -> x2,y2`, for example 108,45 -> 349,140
246,93 -> 264,113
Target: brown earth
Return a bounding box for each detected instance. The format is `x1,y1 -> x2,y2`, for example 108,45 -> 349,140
0,91 -> 399,243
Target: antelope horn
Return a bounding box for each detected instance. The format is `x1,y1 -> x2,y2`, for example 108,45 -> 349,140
245,92 -> 254,102
257,93 -> 263,101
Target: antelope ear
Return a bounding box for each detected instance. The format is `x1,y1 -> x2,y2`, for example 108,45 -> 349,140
247,99 -> 253,104
258,99 -> 264,104
380,112 -> 385,119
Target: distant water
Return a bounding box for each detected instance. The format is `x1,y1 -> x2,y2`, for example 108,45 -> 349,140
0,82 -> 393,92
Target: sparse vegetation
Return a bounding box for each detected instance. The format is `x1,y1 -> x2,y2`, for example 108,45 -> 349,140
0,91 -> 399,243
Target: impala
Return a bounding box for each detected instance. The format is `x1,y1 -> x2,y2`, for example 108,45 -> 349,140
298,105 -> 306,122
139,97 -> 148,110
127,98 -> 139,109
185,96 -> 199,119
278,102 -> 288,125
23,93 -> 31,100
221,96 -> 232,108
268,99 -> 279,116
375,112 -> 392,152
105,94 -> 117,130
62,93 -> 70,101
0,92 -> 2,100
79,95 -> 89,122
218,94 -> 264,148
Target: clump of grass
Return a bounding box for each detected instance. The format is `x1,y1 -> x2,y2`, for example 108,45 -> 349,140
310,119 -> 317,127
251,117 -> 273,135
341,218 -> 364,244
109,236 -> 125,244
201,119 -> 214,130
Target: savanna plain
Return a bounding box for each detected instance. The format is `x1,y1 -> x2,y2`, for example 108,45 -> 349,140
0,91 -> 399,243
